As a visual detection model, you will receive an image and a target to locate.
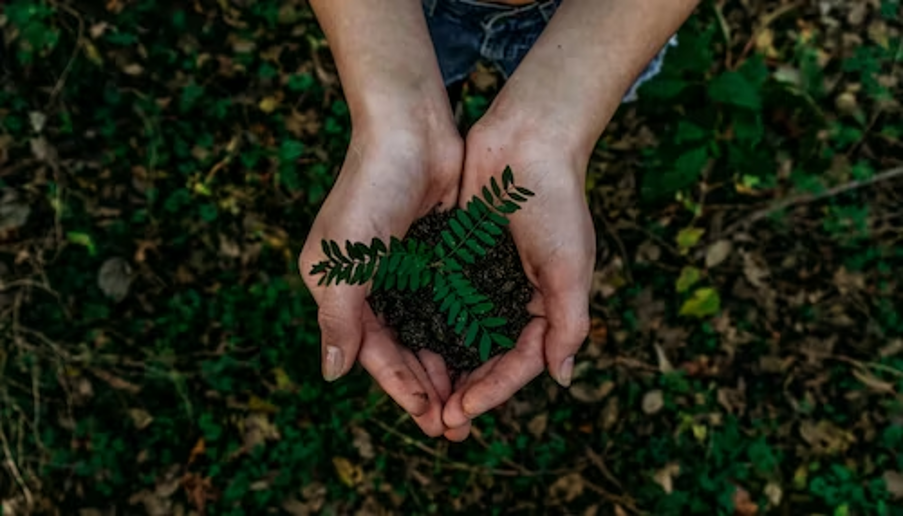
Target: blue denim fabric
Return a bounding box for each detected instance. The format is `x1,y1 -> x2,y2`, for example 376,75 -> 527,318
422,0 -> 677,102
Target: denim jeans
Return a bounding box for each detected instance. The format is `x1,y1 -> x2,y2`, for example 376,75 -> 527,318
422,0 -> 676,102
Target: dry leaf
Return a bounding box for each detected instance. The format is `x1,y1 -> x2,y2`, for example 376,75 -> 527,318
548,472 -> 584,502
527,413 -> 548,438
733,485 -> 758,516
98,257 -> 133,302
851,367 -> 896,394
129,408 -> 153,430
642,390 -> 664,415
654,343 -> 674,373
599,397 -> 619,431
705,240 -> 733,268
883,471 -> 902,500
351,426 -> 375,460
652,463 -> 680,494
258,96 -> 280,113
613,505 -> 628,516
742,251 -> 770,289
332,457 -> 363,488
764,482 -> 782,507
123,63 -> 144,76
244,413 -> 280,449
0,190 -> 30,232
569,381 -> 614,403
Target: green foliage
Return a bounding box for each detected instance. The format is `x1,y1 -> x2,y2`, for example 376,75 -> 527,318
310,167 -> 533,361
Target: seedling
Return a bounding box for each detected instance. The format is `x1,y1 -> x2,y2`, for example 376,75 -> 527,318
310,166 -> 534,361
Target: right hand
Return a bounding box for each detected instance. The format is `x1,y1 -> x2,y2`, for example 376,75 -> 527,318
299,119 -> 465,438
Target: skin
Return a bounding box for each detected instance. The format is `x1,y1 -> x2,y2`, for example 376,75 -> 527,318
300,0 -> 699,440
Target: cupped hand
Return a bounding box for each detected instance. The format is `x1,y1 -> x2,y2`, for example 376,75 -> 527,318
299,122 -> 463,437
442,117 -> 596,435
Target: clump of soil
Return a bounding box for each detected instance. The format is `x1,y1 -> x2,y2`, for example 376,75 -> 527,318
368,211 -> 533,373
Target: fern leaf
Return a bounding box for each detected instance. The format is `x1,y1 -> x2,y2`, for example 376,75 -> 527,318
371,237 -> 387,255
465,239 -> 486,257
480,221 -> 503,236
420,269 -> 432,288
496,200 -> 520,214
410,266 -> 420,290
390,236 -> 404,253
454,314 -> 467,334
439,294 -> 455,312
482,186 -> 493,205
443,257 -> 463,272
491,177 -> 502,198
354,242 -> 370,258
362,257 -> 376,284
472,302 -> 494,314
509,192 -> 527,203
487,211 -> 509,227
515,186 -> 535,197
456,209 -> 473,230
397,267 -> 409,290
330,241 -> 348,264
321,240 -> 332,259
479,332 -> 492,362
441,230 -> 457,249
449,218 -> 466,239
472,229 -> 494,247
502,166 -> 514,188
490,333 -> 514,348
346,240 -> 362,260
447,301 -> 462,326
310,262 -> 329,275
388,253 -> 402,273
317,273 -> 328,286
327,266 -> 341,286
465,321 -> 480,347
385,271 -> 397,290
455,248 -> 475,264
482,317 -> 507,328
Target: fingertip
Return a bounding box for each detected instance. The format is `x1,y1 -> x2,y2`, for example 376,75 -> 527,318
442,391 -> 470,428
444,422 -> 472,442
418,349 -> 452,402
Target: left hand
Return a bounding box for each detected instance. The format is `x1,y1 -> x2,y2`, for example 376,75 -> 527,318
441,112 -> 596,439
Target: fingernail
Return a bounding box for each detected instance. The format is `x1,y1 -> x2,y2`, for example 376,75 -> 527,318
323,346 -> 344,382
557,355 -> 575,388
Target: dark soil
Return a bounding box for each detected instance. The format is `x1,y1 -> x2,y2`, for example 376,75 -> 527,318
368,211 -> 533,373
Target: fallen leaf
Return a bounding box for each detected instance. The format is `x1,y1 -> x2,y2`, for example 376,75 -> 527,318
258,96 -> 280,113
243,413 -> 280,450
742,251 -> 770,289
247,395 -> 278,413
123,63 -> 144,75
129,408 -> 153,430
548,472 -> 584,502
733,485 -> 758,516
188,438 -> 205,465
652,463 -> 680,494
852,367 -> 896,394
351,426 -> 375,460
599,397 -> 619,431
635,240 -> 661,263
799,420 -> 855,454
570,381 -> 615,403
764,482 -> 782,507
676,266 -> 702,293
884,471 -> 902,499
654,343 -> 674,373
642,390 -> 664,415
332,457 -> 363,487
676,227 -> 705,253
98,257 -> 133,302
528,413 -> 548,438
679,288 -> 721,318
0,190 -> 30,232
705,240 -> 733,268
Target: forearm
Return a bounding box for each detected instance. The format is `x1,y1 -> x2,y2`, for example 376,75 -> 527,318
487,0 -> 699,160
309,0 -> 453,133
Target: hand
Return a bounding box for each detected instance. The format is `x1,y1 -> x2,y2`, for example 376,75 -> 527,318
442,115 -> 595,435
299,118 -> 464,438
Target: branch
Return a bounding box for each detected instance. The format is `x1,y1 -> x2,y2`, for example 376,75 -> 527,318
723,167 -> 903,236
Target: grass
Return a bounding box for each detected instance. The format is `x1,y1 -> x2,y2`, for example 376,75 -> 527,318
0,0 -> 901,514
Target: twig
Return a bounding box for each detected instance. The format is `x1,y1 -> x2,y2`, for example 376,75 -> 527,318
585,445 -> 622,490
723,167 -> 903,236
46,1 -> 85,107
599,215 -> 633,284
371,419 -> 527,477
0,405 -> 34,510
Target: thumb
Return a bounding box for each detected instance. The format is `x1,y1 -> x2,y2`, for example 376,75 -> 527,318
317,289 -> 365,381
543,287 -> 590,388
